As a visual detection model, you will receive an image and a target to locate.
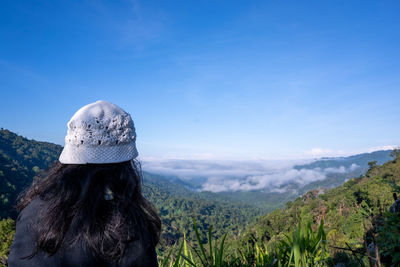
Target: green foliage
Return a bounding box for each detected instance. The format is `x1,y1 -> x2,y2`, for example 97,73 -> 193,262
143,172 -> 261,256
368,161 -> 378,169
376,211 -> 400,266
162,220 -> 330,267
0,129 -> 62,219
187,218 -> 227,267
160,220 -> 232,267
160,218 -> 230,267
279,220 -> 330,266
236,242 -> 276,267
0,218 -> 15,267
233,155 -> 400,265
390,148 -> 400,161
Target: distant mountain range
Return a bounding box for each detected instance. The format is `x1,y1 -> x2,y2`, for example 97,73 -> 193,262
143,150 -> 394,212
294,150 -> 392,170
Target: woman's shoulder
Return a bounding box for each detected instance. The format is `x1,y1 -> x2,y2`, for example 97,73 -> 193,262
7,198 -> 53,267
22,197 -> 47,212
10,198 -> 158,266
17,197 -> 47,223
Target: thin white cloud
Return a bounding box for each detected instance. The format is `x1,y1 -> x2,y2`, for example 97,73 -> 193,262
142,159 -> 305,181
304,148 -> 357,158
323,166 -> 346,174
349,163 -> 360,171
201,168 -> 325,192
367,145 -> 396,153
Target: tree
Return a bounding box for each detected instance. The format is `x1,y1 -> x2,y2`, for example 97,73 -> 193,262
390,148 -> 400,161
368,161 -> 377,170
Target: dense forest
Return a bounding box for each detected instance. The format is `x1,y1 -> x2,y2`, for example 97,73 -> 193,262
1,128 -> 400,266
142,172 -> 262,253
0,129 -> 63,219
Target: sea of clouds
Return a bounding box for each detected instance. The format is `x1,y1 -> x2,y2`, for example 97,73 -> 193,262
141,159 -> 360,192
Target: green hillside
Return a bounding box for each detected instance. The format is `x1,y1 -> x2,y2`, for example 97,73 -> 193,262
142,172 -> 261,253
226,151 -> 400,265
0,129 -> 63,218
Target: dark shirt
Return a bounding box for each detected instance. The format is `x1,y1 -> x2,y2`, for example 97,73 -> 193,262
8,198 -> 158,267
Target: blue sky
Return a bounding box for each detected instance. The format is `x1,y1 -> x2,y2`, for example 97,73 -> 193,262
1,0 -> 400,160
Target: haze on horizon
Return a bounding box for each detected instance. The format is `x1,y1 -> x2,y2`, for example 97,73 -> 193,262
1,0 -> 400,160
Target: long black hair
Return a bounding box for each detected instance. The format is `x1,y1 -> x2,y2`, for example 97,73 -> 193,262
17,160 -> 161,260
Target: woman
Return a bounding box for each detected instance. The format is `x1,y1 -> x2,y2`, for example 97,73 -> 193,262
8,100 -> 161,266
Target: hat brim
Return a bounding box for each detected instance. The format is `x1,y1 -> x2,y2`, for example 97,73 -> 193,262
59,143 -> 138,164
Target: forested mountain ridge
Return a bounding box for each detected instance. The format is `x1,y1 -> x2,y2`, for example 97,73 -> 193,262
0,129 -> 63,218
228,151 -> 400,265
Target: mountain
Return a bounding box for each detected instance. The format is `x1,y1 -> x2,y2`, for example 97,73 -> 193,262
0,129 -> 63,218
228,153 -> 400,265
1,128 -> 399,265
294,150 -> 393,170
0,129 -> 261,253
295,150 -> 393,193
152,150 -> 393,213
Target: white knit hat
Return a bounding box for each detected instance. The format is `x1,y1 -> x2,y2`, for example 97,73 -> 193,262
59,100 -> 138,164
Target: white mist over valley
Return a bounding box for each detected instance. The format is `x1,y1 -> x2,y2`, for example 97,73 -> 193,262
141,150 -> 392,193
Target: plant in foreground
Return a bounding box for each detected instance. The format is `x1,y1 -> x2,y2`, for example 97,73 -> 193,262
161,219 -> 330,267
277,220 -> 330,266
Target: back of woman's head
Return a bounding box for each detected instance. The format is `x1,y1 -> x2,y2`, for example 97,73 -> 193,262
17,101 -> 161,260
18,160 -> 161,260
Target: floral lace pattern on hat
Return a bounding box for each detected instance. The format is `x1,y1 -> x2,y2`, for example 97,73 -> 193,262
65,114 -> 135,147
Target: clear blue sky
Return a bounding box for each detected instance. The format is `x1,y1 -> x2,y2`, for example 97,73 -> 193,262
1,0 -> 400,159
